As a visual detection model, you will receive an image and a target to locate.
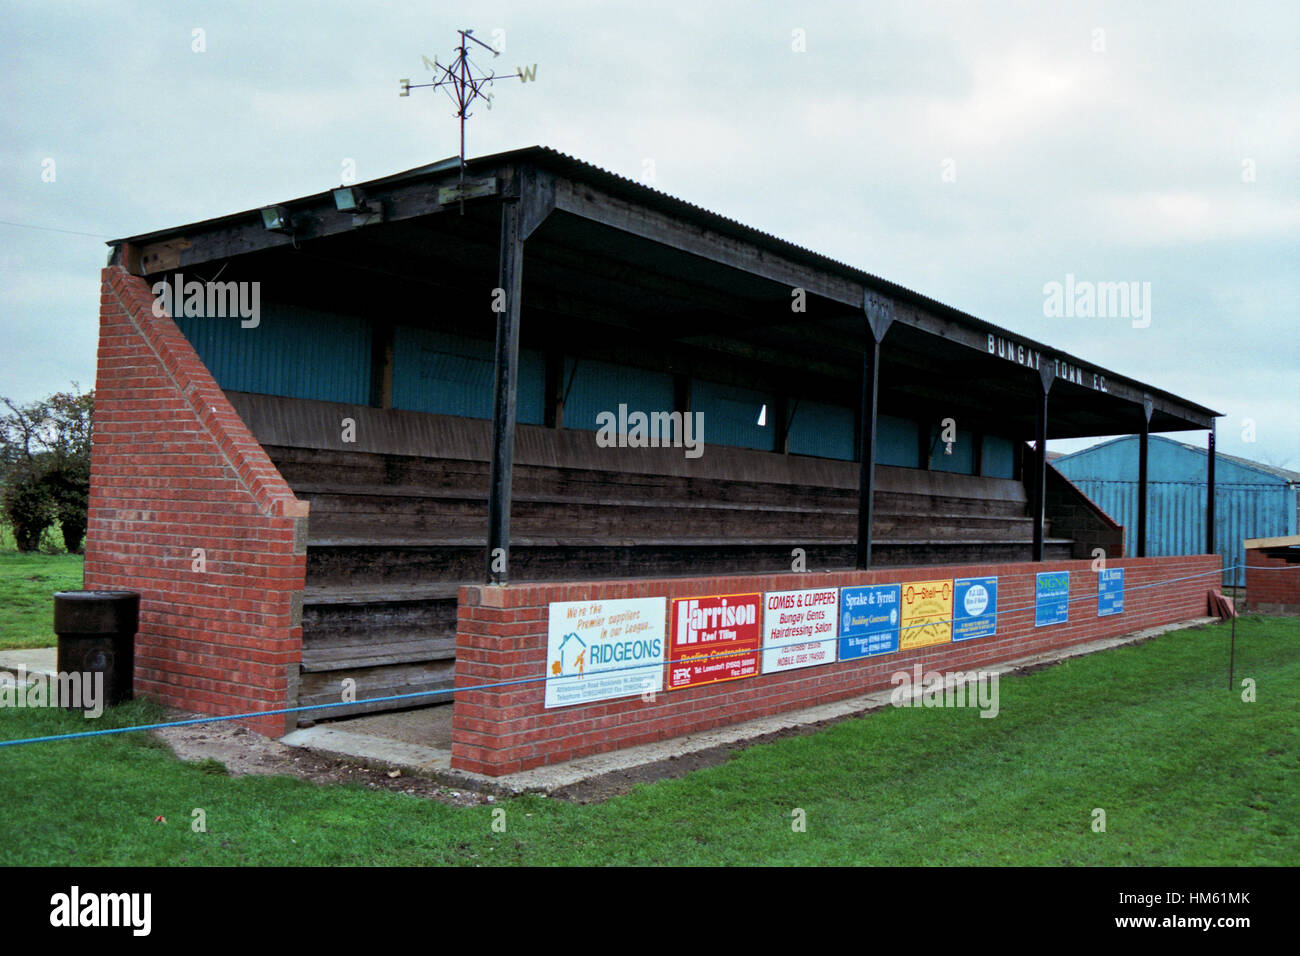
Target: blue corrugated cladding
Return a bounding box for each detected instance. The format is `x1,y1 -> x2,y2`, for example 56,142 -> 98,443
982,435 -> 1016,478
392,327 -> 545,424
788,400 -> 854,461
781,405 -> 920,464
173,302 -> 371,404
929,424 -> 975,474
1056,436 -> 1299,586
689,379 -> 777,451
877,414 -> 918,467
561,357 -> 674,432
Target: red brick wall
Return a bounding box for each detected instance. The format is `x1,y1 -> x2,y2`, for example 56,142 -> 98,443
83,265 -> 308,737
453,554 -> 1218,775
1245,546 -> 1300,613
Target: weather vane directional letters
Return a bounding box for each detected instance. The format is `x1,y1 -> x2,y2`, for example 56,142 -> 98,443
400,28 -> 536,212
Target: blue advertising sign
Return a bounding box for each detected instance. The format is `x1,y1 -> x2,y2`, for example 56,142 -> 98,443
1098,568 -> 1125,617
839,585 -> 900,659
953,576 -> 998,641
1035,571 -> 1070,627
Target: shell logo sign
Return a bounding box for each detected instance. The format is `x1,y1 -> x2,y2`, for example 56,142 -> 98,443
900,579 -> 954,650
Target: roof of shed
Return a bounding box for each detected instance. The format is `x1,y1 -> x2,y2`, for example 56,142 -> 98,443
1057,434 -> 1300,483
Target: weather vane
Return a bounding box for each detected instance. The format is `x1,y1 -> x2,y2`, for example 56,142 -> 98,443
400,28 -> 534,212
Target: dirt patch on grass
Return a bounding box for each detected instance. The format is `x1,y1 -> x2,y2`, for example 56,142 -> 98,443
153,718 -> 492,808
549,714 -> 870,803
149,708 -> 850,807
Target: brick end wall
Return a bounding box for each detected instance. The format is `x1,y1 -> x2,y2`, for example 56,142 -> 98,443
1245,546 -> 1300,613
1046,464 -> 1125,559
452,554 -> 1218,775
83,266 -> 307,738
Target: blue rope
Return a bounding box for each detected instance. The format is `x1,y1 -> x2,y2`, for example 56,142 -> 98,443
0,560 -> 1279,750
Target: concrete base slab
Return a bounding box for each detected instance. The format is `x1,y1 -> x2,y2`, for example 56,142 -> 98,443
281,725 -> 452,772
0,647 -> 57,679
280,616 -> 1221,796
314,704 -> 454,750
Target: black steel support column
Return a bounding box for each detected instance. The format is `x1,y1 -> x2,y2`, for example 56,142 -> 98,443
1032,371 -> 1051,561
856,339 -> 881,570
1137,396 -> 1153,558
1206,421 -> 1217,555
856,294 -> 894,570
486,201 -> 523,584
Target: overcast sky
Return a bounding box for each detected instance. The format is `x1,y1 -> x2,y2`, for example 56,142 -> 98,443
2,1 -> 1296,467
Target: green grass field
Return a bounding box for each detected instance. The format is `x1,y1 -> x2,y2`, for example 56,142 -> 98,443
0,550 -> 83,650
1,548 -> 1296,865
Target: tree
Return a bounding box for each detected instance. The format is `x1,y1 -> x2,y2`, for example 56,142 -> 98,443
43,390 -> 95,552
0,387 -> 94,552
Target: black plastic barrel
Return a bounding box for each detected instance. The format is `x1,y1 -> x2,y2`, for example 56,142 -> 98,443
52,591 -> 140,710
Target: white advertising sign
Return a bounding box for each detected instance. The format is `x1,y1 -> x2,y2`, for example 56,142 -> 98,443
761,587 -> 839,674
544,597 -> 667,708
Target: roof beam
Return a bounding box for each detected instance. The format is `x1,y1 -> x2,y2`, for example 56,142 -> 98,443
127,167 -> 503,276
550,175 -> 864,309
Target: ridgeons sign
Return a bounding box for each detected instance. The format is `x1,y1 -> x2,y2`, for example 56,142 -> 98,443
987,333 -> 1108,392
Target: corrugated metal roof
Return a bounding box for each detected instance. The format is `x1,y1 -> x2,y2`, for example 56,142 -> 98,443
1170,440 -> 1300,483
109,145 -> 1222,420
1058,434 -> 1300,484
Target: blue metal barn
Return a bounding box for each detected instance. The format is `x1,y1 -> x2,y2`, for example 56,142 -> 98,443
1054,436 -> 1300,586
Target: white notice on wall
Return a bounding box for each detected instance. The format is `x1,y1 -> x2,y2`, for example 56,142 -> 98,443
761,587 -> 839,674
544,597 -> 667,708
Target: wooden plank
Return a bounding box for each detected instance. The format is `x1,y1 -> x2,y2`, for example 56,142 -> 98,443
301,638 -> 457,672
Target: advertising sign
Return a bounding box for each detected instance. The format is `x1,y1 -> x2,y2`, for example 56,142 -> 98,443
953,576 -> 998,642
1098,567 -> 1125,617
668,592 -> 762,690
838,585 -> 901,659
544,597 -> 667,709
1035,571 -> 1070,626
900,579 -> 954,650
761,587 -> 839,674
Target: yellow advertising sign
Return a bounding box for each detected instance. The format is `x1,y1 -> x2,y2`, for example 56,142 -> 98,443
900,579 -> 954,650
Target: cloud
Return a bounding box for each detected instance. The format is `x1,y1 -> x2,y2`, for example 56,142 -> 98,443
0,0 -> 1295,470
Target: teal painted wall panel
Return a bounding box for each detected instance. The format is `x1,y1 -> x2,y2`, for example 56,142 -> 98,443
392,327 -> 544,424
174,303 -> 371,404
877,413 -> 918,467
929,424 -> 976,474
562,358 -> 674,432
982,434 -> 1016,478
788,399 -> 854,461
692,379 -> 776,452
